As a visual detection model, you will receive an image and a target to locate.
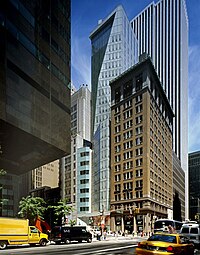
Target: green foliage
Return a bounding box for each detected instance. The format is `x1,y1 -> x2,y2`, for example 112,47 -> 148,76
48,199 -> 73,225
70,219 -> 76,226
18,195 -> 46,225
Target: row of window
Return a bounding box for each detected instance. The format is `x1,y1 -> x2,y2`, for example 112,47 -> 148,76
5,19 -> 70,87
114,190 -> 143,201
115,134 -> 143,145
114,179 -> 143,192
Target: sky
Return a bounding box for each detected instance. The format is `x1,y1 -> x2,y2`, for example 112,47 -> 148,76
71,0 -> 200,154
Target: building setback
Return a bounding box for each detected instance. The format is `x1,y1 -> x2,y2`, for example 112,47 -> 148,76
110,55 -> 174,234
131,0 -> 188,218
0,0 -> 71,175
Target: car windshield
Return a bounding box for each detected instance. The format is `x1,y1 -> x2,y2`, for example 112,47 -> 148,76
148,234 -> 177,243
181,227 -> 189,233
154,220 -> 173,229
190,228 -> 198,234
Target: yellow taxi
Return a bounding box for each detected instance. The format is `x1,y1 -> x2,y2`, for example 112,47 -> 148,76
135,232 -> 194,255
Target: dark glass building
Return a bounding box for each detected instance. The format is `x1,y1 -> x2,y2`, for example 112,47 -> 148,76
0,0 -> 71,175
189,151 -> 200,221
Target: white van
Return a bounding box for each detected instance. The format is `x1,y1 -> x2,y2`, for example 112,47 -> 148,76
180,223 -> 200,248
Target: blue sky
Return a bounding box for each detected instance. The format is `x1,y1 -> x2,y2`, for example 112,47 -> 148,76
71,0 -> 200,153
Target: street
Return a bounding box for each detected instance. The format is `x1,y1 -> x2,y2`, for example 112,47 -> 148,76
0,236 -> 139,255
1,235 -> 200,255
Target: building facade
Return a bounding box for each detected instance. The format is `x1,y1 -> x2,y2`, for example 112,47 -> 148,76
110,56 -> 174,234
131,0 -> 188,218
0,0 -> 71,175
31,160 -> 59,189
64,85 -> 92,223
189,151 -> 200,221
90,5 -> 138,213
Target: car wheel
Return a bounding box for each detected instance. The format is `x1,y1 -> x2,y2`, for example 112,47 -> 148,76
40,239 -> 47,246
87,238 -> 92,243
0,241 -> 7,250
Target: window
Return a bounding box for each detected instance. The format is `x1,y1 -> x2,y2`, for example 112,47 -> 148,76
115,174 -> 121,182
136,169 -> 143,177
135,137 -> 143,146
80,198 -> 89,202
115,155 -> 121,163
123,151 -> 133,160
136,104 -> 143,114
115,165 -> 121,171
115,87 -> 121,103
115,125 -> 121,133
115,135 -> 121,143
136,191 -> 143,198
136,115 -> 143,124
115,145 -> 121,153
136,74 -> 143,91
80,161 -> 89,166
124,80 -> 132,98
136,126 -> 143,135
123,161 -> 133,170
136,180 -> 143,188
123,171 -> 133,180
123,130 -> 133,140
80,179 -> 89,184
135,94 -> 142,104
80,170 -> 89,175
115,184 -> 121,192
80,188 -> 89,193
123,109 -> 132,119
80,207 -> 89,211
123,141 -> 133,150
123,120 -> 133,130
136,158 -> 143,167
124,100 -> 132,109
123,182 -> 133,190
136,147 -> 143,156
80,152 -> 89,157
115,115 -> 121,124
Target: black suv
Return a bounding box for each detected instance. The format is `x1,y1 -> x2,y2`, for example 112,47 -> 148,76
50,226 -> 92,244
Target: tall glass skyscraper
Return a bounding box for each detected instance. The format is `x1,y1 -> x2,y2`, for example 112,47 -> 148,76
131,0 -> 188,218
90,6 -> 138,213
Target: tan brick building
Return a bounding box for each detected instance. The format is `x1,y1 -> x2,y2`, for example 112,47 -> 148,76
110,56 -> 174,235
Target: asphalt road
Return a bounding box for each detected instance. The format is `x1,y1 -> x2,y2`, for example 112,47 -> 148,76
0,240 -> 138,255
2,237 -> 200,255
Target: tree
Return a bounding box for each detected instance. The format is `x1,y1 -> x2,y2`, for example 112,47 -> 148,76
18,196 -> 46,225
48,199 -> 73,225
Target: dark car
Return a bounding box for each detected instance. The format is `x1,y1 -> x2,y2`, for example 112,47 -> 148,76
50,226 -> 92,244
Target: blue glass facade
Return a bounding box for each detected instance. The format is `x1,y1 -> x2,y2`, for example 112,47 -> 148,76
90,5 -> 138,212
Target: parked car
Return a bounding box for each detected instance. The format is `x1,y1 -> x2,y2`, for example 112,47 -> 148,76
180,223 -> 200,248
50,226 -> 92,244
136,232 -> 194,255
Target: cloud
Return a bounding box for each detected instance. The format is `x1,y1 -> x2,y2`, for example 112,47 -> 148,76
71,35 -> 91,90
188,45 -> 200,152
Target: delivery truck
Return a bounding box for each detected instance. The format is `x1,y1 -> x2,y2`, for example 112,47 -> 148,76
0,217 -> 49,250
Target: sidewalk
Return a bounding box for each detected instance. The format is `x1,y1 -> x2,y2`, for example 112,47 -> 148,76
93,234 -> 147,242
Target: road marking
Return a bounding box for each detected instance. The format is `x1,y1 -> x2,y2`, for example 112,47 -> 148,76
72,244 -> 137,255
